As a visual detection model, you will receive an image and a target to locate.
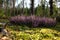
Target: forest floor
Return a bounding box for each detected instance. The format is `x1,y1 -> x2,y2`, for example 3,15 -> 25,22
4,23 -> 60,40
0,19 -> 60,40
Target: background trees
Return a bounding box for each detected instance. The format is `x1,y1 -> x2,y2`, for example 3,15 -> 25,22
0,0 -> 59,17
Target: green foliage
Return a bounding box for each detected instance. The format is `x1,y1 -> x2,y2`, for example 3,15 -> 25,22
5,23 -> 60,40
0,0 -> 2,4
35,6 -> 43,16
0,9 -> 6,18
9,28 -> 60,40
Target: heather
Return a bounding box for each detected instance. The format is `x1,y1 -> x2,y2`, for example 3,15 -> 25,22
9,15 -> 56,27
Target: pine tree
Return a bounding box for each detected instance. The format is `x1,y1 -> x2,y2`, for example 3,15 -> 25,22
49,0 -> 53,16
30,0 -> 34,15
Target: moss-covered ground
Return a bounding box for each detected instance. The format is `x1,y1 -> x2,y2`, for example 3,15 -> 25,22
0,19 -> 60,40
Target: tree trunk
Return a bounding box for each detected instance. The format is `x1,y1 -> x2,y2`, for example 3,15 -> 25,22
3,0 -> 7,17
22,0 -> 24,15
30,0 -> 34,15
49,0 -> 53,16
0,0 -> 2,9
13,0 -> 15,16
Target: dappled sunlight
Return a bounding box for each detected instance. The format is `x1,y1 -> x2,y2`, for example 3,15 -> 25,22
5,25 -> 60,40
1,23 -> 59,40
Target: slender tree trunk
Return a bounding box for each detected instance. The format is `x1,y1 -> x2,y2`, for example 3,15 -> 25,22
42,3 -> 45,16
49,0 -> 53,16
22,0 -> 24,15
30,0 -> 34,15
13,0 -> 15,16
4,0 -> 7,17
10,0 -> 13,16
0,0 -> 2,9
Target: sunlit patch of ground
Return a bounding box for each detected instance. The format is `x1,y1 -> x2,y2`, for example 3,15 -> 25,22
0,19 -> 60,40
4,24 -> 60,40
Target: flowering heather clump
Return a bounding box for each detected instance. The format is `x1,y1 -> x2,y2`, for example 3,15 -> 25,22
9,15 -> 56,27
